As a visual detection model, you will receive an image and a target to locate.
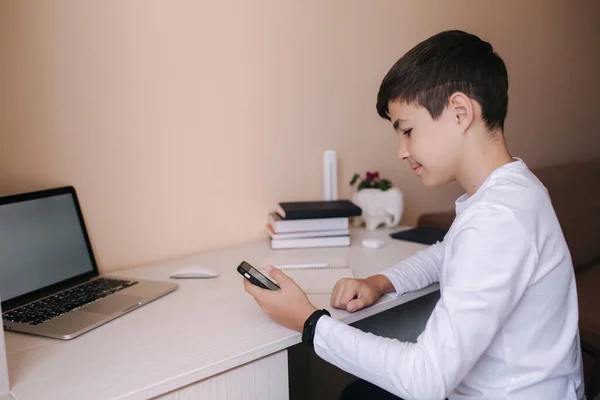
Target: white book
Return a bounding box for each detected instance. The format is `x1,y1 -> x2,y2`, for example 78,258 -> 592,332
266,224 -> 349,240
269,235 -> 350,250
268,212 -> 349,234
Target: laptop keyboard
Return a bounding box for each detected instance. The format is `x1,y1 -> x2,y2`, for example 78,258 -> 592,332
2,278 -> 138,326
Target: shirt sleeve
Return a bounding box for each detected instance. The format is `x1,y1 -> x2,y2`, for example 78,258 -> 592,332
313,203 -> 538,400
379,240 -> 445,295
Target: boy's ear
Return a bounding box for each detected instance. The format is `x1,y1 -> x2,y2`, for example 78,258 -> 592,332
448,92 -> 473,129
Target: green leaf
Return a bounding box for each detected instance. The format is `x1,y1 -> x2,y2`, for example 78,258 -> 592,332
349,173 -> 360,186
377,179 -> 392,191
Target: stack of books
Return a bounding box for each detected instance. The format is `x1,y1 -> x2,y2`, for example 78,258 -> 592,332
266,200 -> 362,250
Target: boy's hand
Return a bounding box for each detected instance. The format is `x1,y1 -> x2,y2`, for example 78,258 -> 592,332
331,275 -> 393,312
243,265 -> 317,332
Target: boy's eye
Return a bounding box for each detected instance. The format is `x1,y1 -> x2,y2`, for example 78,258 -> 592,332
403,128 -> 412,137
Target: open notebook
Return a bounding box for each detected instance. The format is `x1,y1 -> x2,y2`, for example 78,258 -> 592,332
260,256 -> 353,294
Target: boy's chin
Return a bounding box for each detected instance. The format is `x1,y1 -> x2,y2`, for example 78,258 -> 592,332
419,172 -> 453,187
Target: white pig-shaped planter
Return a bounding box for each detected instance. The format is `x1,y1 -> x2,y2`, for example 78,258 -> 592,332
351,187 -> 404,231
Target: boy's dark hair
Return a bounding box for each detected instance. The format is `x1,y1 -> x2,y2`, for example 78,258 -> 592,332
376,30 -> 509,131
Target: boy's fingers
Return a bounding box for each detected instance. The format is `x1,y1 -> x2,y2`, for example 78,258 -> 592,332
244,277 -> 264,298
342,283 -> 357,302
331,280 -> 350,307
331,279 -> 348,306
338,282 -> 358,306
330,287 -> 340,307
244,277 -> 276,304
243,277 -> 255,293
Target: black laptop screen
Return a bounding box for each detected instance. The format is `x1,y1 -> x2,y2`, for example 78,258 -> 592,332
0,193 -> 95,302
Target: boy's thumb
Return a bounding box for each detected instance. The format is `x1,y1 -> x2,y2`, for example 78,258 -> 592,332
265,265 -> 291,285
347,298 -> 365,313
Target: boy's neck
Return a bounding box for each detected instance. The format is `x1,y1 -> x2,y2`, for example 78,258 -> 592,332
456,128 -> 514,197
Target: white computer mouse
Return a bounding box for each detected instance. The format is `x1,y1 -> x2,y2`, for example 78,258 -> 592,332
361,238 -> 385,249
169,266 -> 219,279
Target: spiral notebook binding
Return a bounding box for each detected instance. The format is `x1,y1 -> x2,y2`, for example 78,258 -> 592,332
274,263 -> 348,270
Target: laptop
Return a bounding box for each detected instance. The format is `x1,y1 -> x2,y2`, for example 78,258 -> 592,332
0,186 -> 178,340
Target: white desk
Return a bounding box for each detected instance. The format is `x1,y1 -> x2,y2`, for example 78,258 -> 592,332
0,301 -> 10,400
5,227 -> 438,400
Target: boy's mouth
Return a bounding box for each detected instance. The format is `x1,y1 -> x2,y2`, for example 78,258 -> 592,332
410,162 -> 422,172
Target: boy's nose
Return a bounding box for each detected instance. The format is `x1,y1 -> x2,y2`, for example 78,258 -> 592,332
397,140 -> 410,160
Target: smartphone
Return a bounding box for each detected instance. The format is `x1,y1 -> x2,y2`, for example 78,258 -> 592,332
237,261 -> 280,291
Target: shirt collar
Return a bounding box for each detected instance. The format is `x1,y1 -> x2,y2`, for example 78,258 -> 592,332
455,158 -> 525,215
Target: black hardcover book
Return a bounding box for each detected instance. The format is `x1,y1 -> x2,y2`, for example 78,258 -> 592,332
390,227 -> 448,245
276,200 -> 362,220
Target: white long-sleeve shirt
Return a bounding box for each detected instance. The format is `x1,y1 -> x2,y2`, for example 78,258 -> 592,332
314,159 -> 584,400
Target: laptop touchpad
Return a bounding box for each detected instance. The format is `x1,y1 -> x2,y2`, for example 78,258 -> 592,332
83,295 -> 144,315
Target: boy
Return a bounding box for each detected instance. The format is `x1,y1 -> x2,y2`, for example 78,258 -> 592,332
244,30 -> 584,399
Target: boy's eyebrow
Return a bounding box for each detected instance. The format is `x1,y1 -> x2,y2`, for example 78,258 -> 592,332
392,119 -> 407,131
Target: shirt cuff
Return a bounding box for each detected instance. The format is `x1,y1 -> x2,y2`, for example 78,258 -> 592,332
313,314 -> 336,349
378,269 -> 403,297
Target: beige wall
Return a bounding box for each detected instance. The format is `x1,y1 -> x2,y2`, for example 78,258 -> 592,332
1,0 -> 599,272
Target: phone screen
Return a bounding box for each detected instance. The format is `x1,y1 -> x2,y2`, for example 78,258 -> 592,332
237,261 -> 280,290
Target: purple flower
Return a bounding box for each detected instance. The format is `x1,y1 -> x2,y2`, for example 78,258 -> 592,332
366,172 -> 374,180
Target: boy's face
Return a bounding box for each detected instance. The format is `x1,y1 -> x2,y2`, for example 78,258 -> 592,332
388,100 -> 464,187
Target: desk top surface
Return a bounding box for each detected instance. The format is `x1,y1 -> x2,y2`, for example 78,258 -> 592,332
5,227 -> 435,400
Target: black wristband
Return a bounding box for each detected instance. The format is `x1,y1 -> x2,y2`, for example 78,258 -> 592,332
302,309 -> 331,346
